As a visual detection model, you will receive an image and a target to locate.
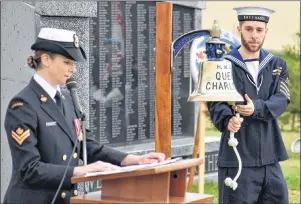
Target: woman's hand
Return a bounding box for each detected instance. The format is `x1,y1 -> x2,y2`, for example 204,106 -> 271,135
120,152 -> 166,166
73,161 -> 120,176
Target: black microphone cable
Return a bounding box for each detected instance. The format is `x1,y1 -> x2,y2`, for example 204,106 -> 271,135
50,77 -> 89,204
51,137 -> 79,204
51,78 -> 86,203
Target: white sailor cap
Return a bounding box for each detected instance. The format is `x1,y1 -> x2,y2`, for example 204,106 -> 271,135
233,6 -> 275,23
31,28 -> 86,62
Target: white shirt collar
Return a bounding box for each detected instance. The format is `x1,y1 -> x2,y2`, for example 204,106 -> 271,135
33,73 -> 61,101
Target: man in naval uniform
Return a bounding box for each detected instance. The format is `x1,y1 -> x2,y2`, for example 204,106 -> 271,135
3,27 -> 165,204
207,6 -> 290,204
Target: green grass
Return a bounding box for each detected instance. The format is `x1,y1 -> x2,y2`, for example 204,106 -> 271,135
193,128 -> 300,203
280,131 -> 300,203
191,182 -> 219,199
205,129 -> 222,137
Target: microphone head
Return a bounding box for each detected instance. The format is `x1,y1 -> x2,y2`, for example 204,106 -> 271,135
66,77 -> 77,90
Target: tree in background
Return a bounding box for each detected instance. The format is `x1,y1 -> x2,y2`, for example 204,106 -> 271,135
283,32 -> 300,60
276,32 -> 300,132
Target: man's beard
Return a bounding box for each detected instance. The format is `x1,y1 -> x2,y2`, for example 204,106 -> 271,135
241,33 -> 265,53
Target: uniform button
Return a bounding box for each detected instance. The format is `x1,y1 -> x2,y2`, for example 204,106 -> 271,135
74,190 -> 78,196
73,153 -> 78,159
62,154 -> 67,161
61,192 -> 66,199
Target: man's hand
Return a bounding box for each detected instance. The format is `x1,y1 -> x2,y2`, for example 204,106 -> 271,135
233,94 -> 255,116
120,152 -> 166,166
228,115 -> 241,133
73,161 -> 120,176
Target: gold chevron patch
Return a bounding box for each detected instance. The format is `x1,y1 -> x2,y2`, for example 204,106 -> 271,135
11,128 -> 30,145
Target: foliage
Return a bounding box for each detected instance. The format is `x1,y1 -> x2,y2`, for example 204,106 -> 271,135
275,32 -> 300,131
278,112 -> 291,130
275,52 -> 300,114
282,32 -> 300,60
280,32 -> 300,113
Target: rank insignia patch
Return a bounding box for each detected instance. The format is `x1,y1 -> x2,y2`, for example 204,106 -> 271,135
11,102 -> 24,109
272,67 -> 282,75
11,127 -> 30,145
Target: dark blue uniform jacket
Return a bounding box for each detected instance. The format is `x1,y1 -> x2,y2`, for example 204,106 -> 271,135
3,78 -> 128,204
207,48 -> 290,168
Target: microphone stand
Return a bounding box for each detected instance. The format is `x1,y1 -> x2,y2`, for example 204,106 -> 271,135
80,113 -> 88,167
77,110 -> 88,194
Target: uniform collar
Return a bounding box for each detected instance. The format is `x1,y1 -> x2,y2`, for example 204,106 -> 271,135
29,76 -> 75,144
225,47 -> 274,71
33,73 -> 61,102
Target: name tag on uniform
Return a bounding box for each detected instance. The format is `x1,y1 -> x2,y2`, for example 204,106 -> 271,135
46,121 -> 57,127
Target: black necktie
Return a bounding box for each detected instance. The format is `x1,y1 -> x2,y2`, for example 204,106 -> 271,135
55,91 -> 65,115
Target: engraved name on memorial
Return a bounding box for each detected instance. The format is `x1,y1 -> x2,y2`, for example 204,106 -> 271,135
89,1 -> 195,147
84,1 -> 196,192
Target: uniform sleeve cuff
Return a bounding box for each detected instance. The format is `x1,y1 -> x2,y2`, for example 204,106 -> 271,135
252,99 -> 261,119
62,166 -> 75,189
102,146 -> 129,166
222,115 -> 233,132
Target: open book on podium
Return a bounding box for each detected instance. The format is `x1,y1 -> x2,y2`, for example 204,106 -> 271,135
70,158 -> 214,204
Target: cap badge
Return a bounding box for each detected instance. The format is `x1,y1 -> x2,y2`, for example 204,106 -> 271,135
73,34 -> 79,48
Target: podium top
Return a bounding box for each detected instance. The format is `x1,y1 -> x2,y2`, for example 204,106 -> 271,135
71,158 -> 203,184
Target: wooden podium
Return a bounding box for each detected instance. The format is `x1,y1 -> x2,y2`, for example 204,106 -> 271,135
70,158 -> 213,203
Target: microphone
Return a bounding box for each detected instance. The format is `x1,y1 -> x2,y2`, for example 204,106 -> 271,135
66,78 -> 82,118
66,77 -> 87,165
51,78 -> 84,204
65,77 -> 88,194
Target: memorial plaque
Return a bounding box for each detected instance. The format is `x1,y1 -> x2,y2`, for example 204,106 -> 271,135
171,5 -> 195,137
89,1 -> 195,147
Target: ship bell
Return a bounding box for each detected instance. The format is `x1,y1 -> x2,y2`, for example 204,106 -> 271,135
188,20 -> 244,103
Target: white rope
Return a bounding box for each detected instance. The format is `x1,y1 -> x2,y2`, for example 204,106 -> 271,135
224,113 -> 242,190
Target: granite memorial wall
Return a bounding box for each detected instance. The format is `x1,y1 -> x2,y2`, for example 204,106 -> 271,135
88,1 -> 195,147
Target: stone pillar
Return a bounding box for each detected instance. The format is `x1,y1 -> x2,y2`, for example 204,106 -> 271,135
1,2 -> 37,201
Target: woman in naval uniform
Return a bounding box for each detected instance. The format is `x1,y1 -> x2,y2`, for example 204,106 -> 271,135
3,27 -> 165,204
